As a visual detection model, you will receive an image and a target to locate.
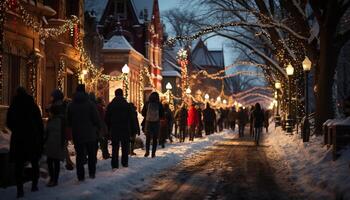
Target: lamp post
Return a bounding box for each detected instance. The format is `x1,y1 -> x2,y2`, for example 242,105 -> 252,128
286,63 -> 294,133
186,87 -> 191,95
204,94 -> 209,102
302,56 -> 312,142
275,81 -> 282,127
166,82 -> 172,103
122,64 -> 130,99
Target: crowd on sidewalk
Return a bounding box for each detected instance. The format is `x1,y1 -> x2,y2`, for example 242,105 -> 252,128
5,85 -> 271,198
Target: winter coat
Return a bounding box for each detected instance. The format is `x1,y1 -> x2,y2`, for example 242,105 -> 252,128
141,101 -> 164,123
44,116 -> 66,160
105,96 -> 133,140
228,109 -> 237,122
187,106 -> 199,126
67,92 -> 101,144
237,110 -> 248,125
175,107 -> 188,127
97,103 -> 109,138
203,107 -> 215,123
130,104 -> 140,137
7,93 -> 44,162
164,107 -> 174,127
253,109 -> 265,128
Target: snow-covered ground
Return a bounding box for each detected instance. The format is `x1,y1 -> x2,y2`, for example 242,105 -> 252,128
264,124 -> 350,200
0,130 -> 234,199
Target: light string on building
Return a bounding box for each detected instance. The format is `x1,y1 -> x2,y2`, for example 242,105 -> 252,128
1,0 -> 79,40
0,2 -> 4,103
57,58 -> 65,91
177,48 -> 189,97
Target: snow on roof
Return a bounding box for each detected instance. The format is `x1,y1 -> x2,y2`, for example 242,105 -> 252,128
103,35 -> 134,50
191,39 -> 224,68
130,0 -> 154,24
84,0 -> 109,22
162,70 -> 181,77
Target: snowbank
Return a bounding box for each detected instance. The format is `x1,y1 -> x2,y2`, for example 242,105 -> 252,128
264,125 -> 350,200
0,130 -> 234,199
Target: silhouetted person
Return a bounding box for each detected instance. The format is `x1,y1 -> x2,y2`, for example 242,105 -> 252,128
67,84 -> 100,181
237,107 -> 248,138
7,87 -> 44,198
106,89 -> 133,169
44,89 -> 66,187
253,103 -> 265,145
142,92 -> 164,158
177,103 -> 188,142
203,103 -> 216,135
129,103 -> 140,156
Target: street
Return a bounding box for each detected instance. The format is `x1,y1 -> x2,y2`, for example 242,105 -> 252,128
126,136 -> 303,200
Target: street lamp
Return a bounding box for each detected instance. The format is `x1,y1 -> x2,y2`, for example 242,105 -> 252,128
122,64 -> 130,74
223,99 -> 227,105
186,87 -> 191,95
166,82 -> 172,90
166,82 -> 172,103
122,64 -> 130,99
275,81 -> 282,127
286,63 -> 294,133
302,56 -> 312,142
204,94 -> 209,101
217,96 -> 221,102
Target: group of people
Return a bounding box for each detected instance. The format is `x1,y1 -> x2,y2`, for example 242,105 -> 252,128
6,85 -> 163,198
6,84 -> 270,198
236,103 -> 270,145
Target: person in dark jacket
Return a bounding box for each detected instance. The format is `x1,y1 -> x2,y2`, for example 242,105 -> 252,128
96,97 -> 110,159
264,109 -> 270,133
249,106 -> 255,137
105,89 -> 133,169
177,103 -> 188,142
164,103 -> 174,143
174,105 -> 181,139
237,107 -> 248,138
67,84 -> 100,181
142,92 -> 164,158
7,87 -> 44,198
196,105 -> 203,137
129,103 -> 140,156
203,103 -> 215,135
228,107 -> 237,131
44,89 -> 66,187
253,103 -> 265,145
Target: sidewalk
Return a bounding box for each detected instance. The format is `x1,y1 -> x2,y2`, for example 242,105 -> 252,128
0,130 -> 235,199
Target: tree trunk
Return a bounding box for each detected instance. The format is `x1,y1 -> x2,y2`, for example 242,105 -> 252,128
315,26 -> 339,135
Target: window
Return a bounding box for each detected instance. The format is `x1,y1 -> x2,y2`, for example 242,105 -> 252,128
66,0 -> 79,18
114,0 -> 127,19
8,54 -> 21,101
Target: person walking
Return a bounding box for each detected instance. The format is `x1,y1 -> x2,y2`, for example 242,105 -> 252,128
237,107 -> 248,138
44,98 -> 66,187
249,106 -> 255,138
44,89 -> 67,187
142,92 -> 164,158
96,97 -> 110,159
178,104 -> 188,142
187,101 -> 198,142
164,103 -> 174,143
196,105 -> 203,137
264,109 -> 270,133
67,84 -> 100,181
7,87 -> 44,198
203,103 -> 215,135
228,107 -> 237,131
253,103 -> 265,145
129,103 -> 140,156
105,89 -> 133,169
174,105 -> 181,139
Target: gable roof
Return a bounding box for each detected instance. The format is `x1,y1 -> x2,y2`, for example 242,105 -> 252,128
130,0 -> 154,24
103,35 -> 134,51
191,39 -> 224,69
84,0 -> 109,22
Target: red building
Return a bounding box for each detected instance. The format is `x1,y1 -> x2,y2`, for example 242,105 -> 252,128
85,0 -> 164,108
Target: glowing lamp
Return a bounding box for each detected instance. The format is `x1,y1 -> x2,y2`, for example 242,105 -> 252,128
302,56 -> 312,72
122,64 -> 130,74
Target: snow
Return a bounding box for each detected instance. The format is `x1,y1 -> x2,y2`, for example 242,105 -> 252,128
0,130 -> 234,199
265,124 -> 350,200
0,130 -> 10,153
